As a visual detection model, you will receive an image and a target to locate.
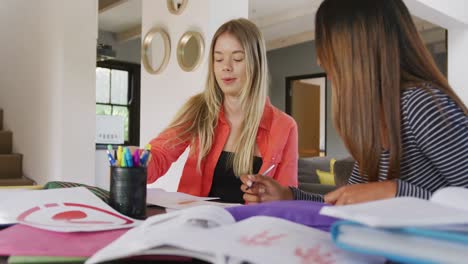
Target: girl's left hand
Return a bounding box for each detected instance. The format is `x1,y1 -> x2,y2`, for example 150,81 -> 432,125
324,181 -> 397,205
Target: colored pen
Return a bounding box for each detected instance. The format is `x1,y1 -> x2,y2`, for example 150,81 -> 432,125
120,148 -> 127,167
139,144 -> 152,166
124,147 -> 134,167
106,145 -> 116,166
117,146 -> 123,166
133,149 -> 140,167
245,164 -> 276,191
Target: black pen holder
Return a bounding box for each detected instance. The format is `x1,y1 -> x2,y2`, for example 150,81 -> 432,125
109,166 -> 147,219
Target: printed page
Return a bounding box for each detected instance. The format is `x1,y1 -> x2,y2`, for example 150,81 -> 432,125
146,188 -> 219,209
0,187 -> 139,232
430,187 -> 468,212
86,205 -> 235,264
172,216 -> 385,264
320,197 -> 468,228
165,200 -> 242,210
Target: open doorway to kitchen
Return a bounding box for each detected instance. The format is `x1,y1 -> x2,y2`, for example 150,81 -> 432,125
286,73 -> 327,158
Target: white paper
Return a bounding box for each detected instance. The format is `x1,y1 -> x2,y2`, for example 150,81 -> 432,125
86,205 -> 235,264
87,206 -> 383,264
320,196 -> 468,228
172,216 -> 384,264
430,187 -> 468,211
146,188 -> 229,209
95,115 -> 124,144
0,187 -> 140,232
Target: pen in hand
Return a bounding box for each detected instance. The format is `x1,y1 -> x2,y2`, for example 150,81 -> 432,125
245,164 -> 276,191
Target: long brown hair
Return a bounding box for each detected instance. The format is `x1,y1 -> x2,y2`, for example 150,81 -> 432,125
315,0 -> 467,181
166,18 -> 269,176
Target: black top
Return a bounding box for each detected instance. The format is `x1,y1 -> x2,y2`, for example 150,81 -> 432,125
208,151 -> 263,204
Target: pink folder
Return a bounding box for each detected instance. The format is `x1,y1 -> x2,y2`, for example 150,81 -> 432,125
0,224 -> 192,262
0,224 -> 128,257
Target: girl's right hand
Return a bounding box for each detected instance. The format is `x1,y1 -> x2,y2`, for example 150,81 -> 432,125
240,174 -> 293,203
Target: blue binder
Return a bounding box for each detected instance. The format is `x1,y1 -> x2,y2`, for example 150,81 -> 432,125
331,220 -> 468,264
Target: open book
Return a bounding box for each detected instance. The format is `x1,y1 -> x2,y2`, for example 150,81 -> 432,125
320,187 -> 468,228
86,205 -> 384,264
320,187 -> 468,263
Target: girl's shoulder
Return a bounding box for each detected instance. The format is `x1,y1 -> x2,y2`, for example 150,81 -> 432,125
401,84 -> 466,129
401,85 -> 458,116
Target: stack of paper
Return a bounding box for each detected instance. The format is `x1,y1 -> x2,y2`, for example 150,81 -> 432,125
320,187 -> 468,263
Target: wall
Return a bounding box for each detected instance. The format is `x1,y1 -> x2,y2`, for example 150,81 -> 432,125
267,41 -> 349,158
98,30 -> 141,64
0,0 -> 97,185
404,0 -> 468,103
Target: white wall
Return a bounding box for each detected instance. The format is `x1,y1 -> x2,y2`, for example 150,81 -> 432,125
405,0 -> 468,104
447,29 -> 468,104
140,0 -> 248,191
0,0 -> 97,185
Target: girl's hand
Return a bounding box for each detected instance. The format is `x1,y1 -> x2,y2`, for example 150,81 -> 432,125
240,174 -> 293,203
324,181 -> 397,205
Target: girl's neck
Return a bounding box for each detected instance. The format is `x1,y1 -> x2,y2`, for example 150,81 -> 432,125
223,95 -> 244,125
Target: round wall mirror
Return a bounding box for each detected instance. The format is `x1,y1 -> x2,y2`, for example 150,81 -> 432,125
142,27 -> 170,74
167,0 -> 188,15
177,31 -> 205,72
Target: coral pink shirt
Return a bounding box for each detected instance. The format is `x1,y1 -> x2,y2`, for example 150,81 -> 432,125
147,98 -> 298,196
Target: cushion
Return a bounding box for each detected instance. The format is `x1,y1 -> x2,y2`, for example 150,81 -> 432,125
316,158 -> 337,185
316,169 -> 335,185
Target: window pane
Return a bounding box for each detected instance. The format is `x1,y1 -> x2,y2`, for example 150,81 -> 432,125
112,106 -> 129,142
96,104 -> 112,115
96,68 -> 110,103
111,69 -> 129,105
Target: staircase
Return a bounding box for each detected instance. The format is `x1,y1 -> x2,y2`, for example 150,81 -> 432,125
0,109 -> 35,186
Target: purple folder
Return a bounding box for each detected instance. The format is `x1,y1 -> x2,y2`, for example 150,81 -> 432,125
226,200 -> 339,232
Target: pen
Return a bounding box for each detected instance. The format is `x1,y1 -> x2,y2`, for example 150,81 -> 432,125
140,144 -> 152,166
106,145 -> 116,166
124,147 -> 134,167
133,149 -> 140,167
245,164 -> 276,190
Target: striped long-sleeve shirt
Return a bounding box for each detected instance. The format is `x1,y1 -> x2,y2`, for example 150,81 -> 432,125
291,86 -> 468,202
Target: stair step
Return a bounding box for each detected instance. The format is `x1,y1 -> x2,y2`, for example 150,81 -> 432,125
0,109 -> 3,130
0,131 -> 12,154
0,177 -> 35,186
0,154 -> 22,179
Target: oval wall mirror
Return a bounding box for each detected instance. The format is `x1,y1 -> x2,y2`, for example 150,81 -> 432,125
142,27 -> 170,74
177,31 -> 205,72
167,0 -> 188,15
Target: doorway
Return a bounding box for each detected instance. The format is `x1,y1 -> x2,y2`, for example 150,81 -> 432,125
286,73 -> 327,157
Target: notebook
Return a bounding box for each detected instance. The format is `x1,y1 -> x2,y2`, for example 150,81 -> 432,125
320,187 -> 468,228
86,205 -> 385,264
331,221 -> 468,263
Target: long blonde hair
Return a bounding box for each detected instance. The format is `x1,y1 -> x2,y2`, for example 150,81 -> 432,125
165,18 -> 269,176
315,0 -> 467,181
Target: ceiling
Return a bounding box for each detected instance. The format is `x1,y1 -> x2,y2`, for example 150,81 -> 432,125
98,0 -> 443,50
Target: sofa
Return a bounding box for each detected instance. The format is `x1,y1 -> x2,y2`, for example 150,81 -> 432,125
297,156 -> 355,195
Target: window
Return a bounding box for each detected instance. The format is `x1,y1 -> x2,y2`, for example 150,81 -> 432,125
96,60 -> 141,147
